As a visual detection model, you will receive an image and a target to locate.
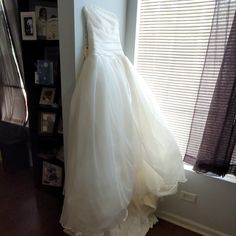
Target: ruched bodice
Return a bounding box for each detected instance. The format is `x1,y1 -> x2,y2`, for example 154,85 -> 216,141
83,6 -> 123,55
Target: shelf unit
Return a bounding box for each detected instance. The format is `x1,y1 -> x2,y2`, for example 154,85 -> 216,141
18,0 -> 64,195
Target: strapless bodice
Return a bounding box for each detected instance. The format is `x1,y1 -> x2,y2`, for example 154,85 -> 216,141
83,6 -> 123,56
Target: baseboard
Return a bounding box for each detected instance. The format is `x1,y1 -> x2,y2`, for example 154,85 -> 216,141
156,211 -> 230,236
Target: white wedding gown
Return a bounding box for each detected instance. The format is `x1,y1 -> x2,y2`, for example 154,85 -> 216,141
60,5 -> 186,236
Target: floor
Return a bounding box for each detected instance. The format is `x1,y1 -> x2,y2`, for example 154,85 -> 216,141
0,166 -> 200,236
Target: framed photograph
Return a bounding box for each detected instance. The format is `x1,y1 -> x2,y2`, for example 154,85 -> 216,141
42,161 -> 62,187
35,6 -> 58,39
39,88 -> 55,105
20,12 -> 37,40
37,60 -> 54,85
46,17 -> 58,40
39,112 -> 56,134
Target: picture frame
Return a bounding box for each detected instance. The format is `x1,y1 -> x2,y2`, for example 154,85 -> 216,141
46,17 -> 58,40
35,6 -> 58,39
20,12 -> 37,40
37,60 -> 54,85
39,88 -> 55,105
39,112 -> 56,134
42,161 -> 63,187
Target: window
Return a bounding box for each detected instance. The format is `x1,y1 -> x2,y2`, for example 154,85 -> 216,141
0,0 -> 27,125
134,0 -> 235,161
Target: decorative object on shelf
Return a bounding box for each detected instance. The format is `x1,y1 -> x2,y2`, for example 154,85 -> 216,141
37,60 -> 54,85
35,5 -> 58,39
35,6 -> 47,38
39,87 -> 55,105
47,17 -> 58,40
39,112 -> 56,134
20,11 -> 37,40
42,161 -> 63,187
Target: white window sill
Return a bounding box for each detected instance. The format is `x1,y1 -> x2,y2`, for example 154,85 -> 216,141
184,164 -> 236,184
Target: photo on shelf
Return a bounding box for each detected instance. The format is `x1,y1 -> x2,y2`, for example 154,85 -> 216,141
47,17 -> 58,40
39,112 -> 56,134
20,12 -> 37,40
37,60 -> 54,85
35,6 -> 58,39
39,87 -> 55,105
42,161 -> 63,187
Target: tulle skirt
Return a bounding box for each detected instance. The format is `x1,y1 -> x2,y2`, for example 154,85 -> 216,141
60,52 -> 186,236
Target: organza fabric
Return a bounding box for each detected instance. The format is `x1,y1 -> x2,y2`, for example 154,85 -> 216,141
60,5 -> 186,236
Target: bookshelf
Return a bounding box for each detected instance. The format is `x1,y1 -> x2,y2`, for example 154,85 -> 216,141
17,0 -> 64,195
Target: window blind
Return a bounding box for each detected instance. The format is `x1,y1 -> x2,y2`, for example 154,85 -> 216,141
0,0 -> 27,125
135,0 -> 235,161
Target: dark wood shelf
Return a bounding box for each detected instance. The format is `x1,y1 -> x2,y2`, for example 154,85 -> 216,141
39,103 -> 61,110
18,0 -> 64,196
22,40 -> 59,46
36,134 -> 63,144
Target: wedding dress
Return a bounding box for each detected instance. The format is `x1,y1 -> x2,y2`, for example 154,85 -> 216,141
60,5 -> 186,236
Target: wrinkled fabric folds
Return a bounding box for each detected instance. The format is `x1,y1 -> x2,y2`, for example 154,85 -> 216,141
60,5 -> 186,236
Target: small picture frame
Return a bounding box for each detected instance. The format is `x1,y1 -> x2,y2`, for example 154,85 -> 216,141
46,17 -> 58,40
39,112 -> 56,134
35,6 -> 58,39
37,60 -> 54,85
42,161 -> 63,187
35,6 -> 47,38
20,12 -> 37,40
39,88 -> 55,105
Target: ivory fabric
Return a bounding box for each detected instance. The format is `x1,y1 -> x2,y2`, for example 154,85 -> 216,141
60,5 -> 186,236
